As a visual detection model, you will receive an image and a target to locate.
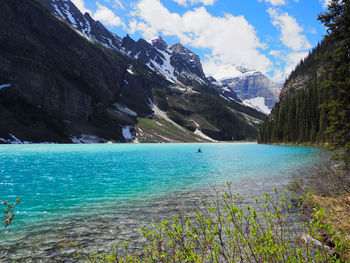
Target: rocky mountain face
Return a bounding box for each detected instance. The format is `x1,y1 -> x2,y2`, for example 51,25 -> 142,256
37,0 -> 122,50
278,75 -> 310,102
0,0 -> 267,144
120,35 -> 208,87
212,65 -> 282,114
0,0 -> 157,143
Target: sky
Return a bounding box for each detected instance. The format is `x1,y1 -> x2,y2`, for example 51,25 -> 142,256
70,0 -> 331,82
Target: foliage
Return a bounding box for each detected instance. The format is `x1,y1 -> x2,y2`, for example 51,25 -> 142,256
72,184 -> 348,262
0,179 -> 20,234
290,159 -> 350,237
259,0 -> 350,148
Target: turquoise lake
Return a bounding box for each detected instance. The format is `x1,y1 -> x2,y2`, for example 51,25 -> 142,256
0,143 -> 326,261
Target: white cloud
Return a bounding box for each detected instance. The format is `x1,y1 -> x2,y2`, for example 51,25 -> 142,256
113,0 -> 125,10
269,49 -> 309,82
130,0 -> 272,75
321,0 -> 331,8
172,0 -> 217,6
71,0 -> 92,15
258,0 -> 286,6
268,8 -> 311,51
284,51 -> 308,73
93,2 -> 125,27
71,0 -> 125,28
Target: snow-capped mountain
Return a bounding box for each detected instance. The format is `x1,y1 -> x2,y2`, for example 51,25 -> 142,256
38,0 -> 122,50
213,64 -> 261,80
35,0 -> 274,114
169,43 -> 206,80
120,35 -> 209,87
212,64 -> 282,114
36,0 -> 245,105
0,0 -> 269,144
120,35 -> 243,103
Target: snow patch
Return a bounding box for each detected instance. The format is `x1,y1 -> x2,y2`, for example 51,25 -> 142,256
213,64 -> 261,81
0,83 -> 10,90
63,4 -> 76,27
243,97 -> 270,114
153,105 -> 187,133
222,86 -> 231,92
0,134 -> 30,144
52,3 -> 65,20
113,103 -> 137,117
127,67 -> 135,75
147,48 -> 179,84
134,51 -> 141,59
73,27 -> 92,41
219,94 -> 230,102
70,134 -> 107,144
122,126 -> 135,141
194,129 -> 218,142
148,97 -> 155,109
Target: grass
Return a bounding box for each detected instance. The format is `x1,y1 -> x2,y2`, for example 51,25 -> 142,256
135,116 -> 205,143
289,156 -> 350,261
312,194 -> 350,240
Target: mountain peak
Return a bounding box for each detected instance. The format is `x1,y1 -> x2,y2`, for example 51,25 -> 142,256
169,43 -> 189,54
41,0 -> 122,49
150,36 -> 168,51
213,64 -> 261,81
169,43 -> 203,71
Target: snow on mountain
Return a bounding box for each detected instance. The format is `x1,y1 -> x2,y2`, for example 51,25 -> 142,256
0,83 -> 11,90
121,35 -> 209,86
213,64 -> 261,81
243,97 -> 271,114
40,0 -> 264,115
39,0 -> 122,50
122,126 -> 135,141
150,36 -> 168,51
36,0 -> 267,116
212,64 -> 282,112
150,47 -> 177,84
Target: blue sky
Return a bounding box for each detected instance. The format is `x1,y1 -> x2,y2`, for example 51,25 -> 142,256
71,0 -> 330,82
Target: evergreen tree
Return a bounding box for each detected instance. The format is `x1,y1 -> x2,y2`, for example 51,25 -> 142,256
258,0 -> 350,149
318,0 -> 350,147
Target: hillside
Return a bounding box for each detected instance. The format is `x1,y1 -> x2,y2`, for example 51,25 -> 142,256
258,0 -> 349,148
0,0 -> 266,144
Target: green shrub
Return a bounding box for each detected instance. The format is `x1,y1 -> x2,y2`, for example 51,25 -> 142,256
72,183 -> 348,262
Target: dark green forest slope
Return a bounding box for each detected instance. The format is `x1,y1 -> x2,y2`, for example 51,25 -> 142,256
258,0 -> 350,149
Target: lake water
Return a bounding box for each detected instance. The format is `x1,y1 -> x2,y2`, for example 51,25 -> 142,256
0,143 -> 326,262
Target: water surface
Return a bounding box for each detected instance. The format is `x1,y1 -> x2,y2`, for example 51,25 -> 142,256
0,143 -> 326,262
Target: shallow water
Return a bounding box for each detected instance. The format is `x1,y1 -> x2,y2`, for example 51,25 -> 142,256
0,143 -> 326,262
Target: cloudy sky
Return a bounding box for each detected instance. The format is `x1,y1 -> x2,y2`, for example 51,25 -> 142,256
71,0 -> 331,82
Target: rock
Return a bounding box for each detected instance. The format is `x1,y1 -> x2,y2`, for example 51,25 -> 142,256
279,75 -> 310,102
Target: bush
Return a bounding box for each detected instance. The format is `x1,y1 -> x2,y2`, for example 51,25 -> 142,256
1,179 -> 20,234
72,183 -> 348,262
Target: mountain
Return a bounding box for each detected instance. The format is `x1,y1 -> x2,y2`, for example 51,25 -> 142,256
121,35 -> 210,87
212,64 -> 282,114
0,0 -> 267,144
37,0 -> 122,50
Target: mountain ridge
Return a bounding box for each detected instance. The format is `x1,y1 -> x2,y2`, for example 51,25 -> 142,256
211,64 -> 282,114
0,0 -> 267,144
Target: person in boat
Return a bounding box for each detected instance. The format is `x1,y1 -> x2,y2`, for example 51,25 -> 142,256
198,147 -> 201,153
